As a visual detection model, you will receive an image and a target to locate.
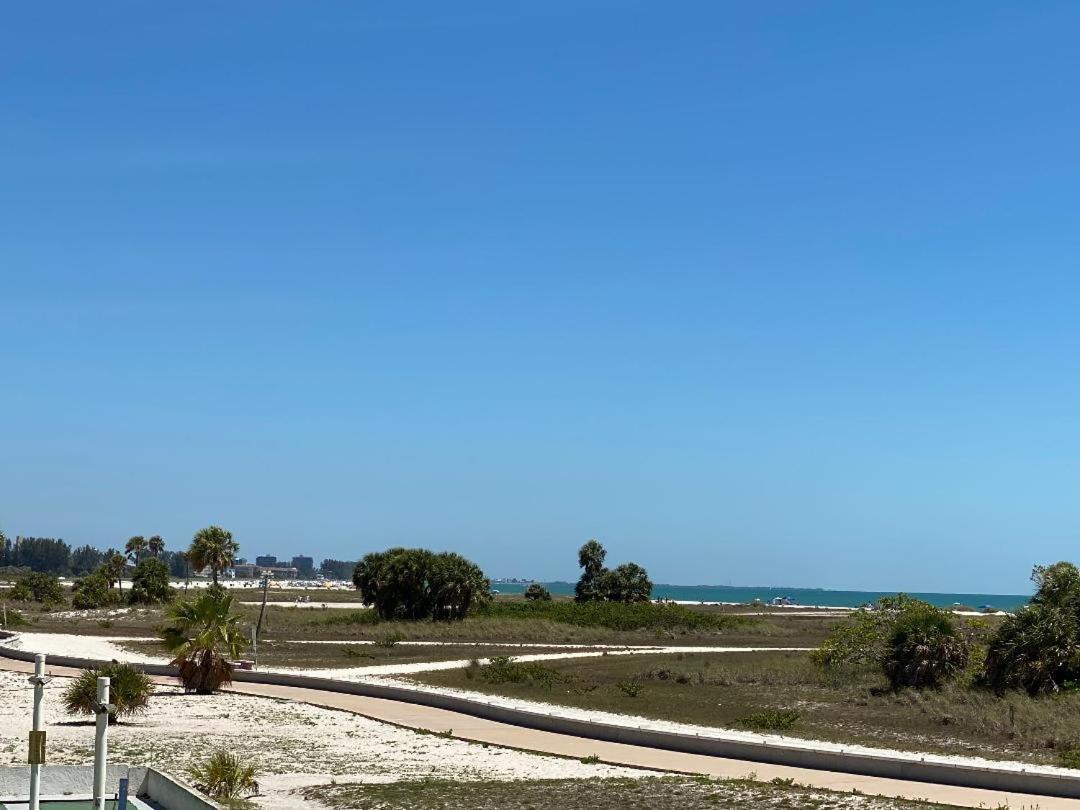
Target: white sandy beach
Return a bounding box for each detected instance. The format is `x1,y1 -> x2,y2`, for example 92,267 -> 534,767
0,669 -> 649,809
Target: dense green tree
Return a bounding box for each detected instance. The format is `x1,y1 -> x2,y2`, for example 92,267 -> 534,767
984,562 -> 1080,694
0,537 -> 71,574
524,583 -> 552,601
597,562 -> 653,603
163,550 -> 189,578
71,570 -> 117,609
352,548 -> 490,620
129,558 -> 174,605
188,526 -> 238,585
162,588 -> 247,694
70,544 -> 105,576
574,540 -> 652,603
574,540 -> 608,603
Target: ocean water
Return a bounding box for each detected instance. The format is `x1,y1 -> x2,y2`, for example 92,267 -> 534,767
490,581 -> 1032,611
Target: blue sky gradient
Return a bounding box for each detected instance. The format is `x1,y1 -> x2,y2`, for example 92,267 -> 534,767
3,2 -> 1079,592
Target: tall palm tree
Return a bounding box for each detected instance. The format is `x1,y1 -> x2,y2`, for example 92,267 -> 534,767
161,589 -> 246,694
147,535 -> 166,558
125,535 -> 147,565
188,525 -> 239,585
106,552 -> 127,596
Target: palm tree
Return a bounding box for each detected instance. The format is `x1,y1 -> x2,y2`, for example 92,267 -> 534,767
125,535 -> 147,565
106,552 -> 127,596
162,588 -> 246,694
62,663 -> 153,721
187,526 -> 239,585
187,750 -> 258,801
147,535 -> 165,558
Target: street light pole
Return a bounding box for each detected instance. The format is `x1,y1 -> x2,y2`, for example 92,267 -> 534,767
254,573 -> 271,668
93,676 -> 111,810
28,653 -> 46,810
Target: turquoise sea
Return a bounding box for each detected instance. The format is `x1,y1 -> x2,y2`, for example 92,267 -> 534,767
491,581 -> 1032,611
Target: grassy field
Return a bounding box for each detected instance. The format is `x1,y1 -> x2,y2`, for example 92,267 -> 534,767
414,649 -> 1080,766
8,596 -> 847,647
300,776 -> 964,809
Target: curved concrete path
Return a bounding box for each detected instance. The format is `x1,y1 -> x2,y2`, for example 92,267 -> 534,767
0,657 -> 1073,810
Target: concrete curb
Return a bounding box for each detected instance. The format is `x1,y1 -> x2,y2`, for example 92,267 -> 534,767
2,632 -> 1078,799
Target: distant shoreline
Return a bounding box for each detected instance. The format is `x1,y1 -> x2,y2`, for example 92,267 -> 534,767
490,581 -> 1032,612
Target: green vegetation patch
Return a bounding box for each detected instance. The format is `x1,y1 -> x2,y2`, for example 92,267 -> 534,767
736,709 -> 801,732
299,776 -> 963,809
475,598 -> 747,633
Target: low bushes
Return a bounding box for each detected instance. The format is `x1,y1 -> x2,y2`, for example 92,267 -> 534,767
813,595 -> 969,690
523,583 -> 552,601
735,709 -> 801,732
10,572 -> 65,605
883,601 -> 969,689
71,571 -> 120,610
476,599 -> 736,633
471,656 -> 566,688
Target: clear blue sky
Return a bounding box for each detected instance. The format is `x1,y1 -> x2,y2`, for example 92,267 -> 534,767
3,2 -> 1078,594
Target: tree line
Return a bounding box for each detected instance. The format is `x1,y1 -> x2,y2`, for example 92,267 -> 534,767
0,528 -> 356,580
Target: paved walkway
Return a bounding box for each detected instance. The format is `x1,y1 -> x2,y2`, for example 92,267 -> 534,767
0,657 -> 1073,809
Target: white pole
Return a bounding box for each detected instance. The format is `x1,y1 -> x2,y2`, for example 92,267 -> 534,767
93,676 -> 110,810
28,653 -> 45,810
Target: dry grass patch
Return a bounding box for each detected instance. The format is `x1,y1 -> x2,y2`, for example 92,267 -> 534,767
300,776 -> 964,809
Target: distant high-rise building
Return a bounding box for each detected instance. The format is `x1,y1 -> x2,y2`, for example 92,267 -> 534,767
255,555 -> 278,568
292,555 -> 314,575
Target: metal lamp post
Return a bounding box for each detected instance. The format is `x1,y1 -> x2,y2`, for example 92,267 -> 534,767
27,653 -> 49,810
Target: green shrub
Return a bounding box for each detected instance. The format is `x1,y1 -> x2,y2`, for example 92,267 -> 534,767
524,583 -> 552,601
735,709 -> 800,732
71,571 -> 118,610
374,632 -> 404,648
480,656 -> 564,688
129,558 -> 174,605
814,594 -> 968,689
1060,749 -> 1080,770
62,663 -> 153,721
616,680 -> 641,697
319,609 -> 380,628
0,607 -> 29,627
883,602 -> 969,689
984,562 -> 1080,695
10,572 -> 65,605
476,599 -> 734,633
187,749 -> 259,801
